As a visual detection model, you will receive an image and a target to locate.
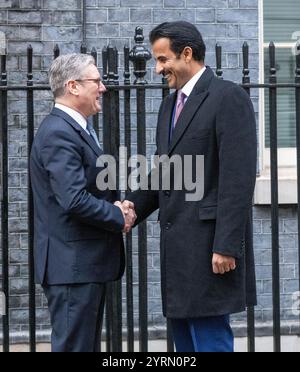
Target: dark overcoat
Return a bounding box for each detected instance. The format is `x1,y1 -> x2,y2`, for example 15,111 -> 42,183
128,67 -> 257,318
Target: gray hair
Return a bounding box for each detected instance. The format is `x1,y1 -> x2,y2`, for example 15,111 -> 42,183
49,53 -> 96,98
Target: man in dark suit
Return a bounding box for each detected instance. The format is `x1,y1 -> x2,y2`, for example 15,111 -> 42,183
30,54 -> 136,352
126,22 -> 257,352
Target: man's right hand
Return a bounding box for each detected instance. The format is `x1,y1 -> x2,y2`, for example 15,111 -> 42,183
114,201 -> 137,233
212,253 -> 236,275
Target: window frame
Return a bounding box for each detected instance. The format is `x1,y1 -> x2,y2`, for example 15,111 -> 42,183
255,0 -> 298,204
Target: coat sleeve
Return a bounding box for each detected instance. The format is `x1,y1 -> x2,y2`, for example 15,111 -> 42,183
125,101 -> 164,225
213,85 -> 257,258
126,148 -> 160,225
126,188 -> 159,226
40,128 -> 125,233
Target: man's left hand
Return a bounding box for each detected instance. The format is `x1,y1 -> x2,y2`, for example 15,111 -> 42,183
212,253 -> 236,275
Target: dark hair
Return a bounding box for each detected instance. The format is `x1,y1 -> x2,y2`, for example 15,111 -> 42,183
149,21 -> 206,62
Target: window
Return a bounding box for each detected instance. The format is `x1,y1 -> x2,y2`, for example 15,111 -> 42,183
255,0 -> 300,204
264,0 -> 299,149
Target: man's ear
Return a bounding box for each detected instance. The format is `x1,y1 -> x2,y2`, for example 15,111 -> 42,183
183,47 -> 193,63
66,80 -> 79,96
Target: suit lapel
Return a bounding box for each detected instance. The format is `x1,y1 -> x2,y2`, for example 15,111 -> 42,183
79,129 -> 103,157
51,108 -> 103,157
168,91 -> 209,155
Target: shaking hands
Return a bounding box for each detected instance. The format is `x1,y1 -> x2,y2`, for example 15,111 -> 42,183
114,200 -> 137,233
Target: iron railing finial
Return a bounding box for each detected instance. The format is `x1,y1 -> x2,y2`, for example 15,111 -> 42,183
129,27 -> 152,85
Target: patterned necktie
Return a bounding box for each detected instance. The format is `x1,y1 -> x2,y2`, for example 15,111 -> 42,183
173,91 -> 187,129
87,121 -> 101,149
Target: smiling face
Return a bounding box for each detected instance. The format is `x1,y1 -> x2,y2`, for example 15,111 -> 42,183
152,38 -> 192,90
76,64 -> 106,117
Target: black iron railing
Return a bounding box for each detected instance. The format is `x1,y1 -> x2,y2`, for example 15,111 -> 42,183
1,27 -> 300,353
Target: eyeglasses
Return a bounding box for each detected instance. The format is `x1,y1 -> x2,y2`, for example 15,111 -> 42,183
75,78 -> 102,86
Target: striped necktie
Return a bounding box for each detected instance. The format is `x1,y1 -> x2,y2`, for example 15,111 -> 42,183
170,91 -> 187,143
173,91 -> 187,129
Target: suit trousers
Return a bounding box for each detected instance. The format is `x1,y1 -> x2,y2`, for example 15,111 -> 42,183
43,283 -> 106,352
170,315 -> 234,352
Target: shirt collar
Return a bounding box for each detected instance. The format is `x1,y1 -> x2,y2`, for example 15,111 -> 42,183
181,66 -> 207,99
55,103 -> 88,133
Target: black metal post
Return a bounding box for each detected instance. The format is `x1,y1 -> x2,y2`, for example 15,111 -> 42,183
136,85 -> 148,353
53,44 -> 60,59
124,44 -> 135,353
130,27 -> 151,352
109,46 -> 120,162
295,42 -> 300,331
242,42 -> 250,94
80,43 -> 87,55
106,45 -> 123,352
216,43 -> 223,79
166,319 -> 175,353
246,217 -> 255,353
102,47 -> 111,154
102,45 -> 112,352
269,42 -> 281,353
0,52 -> 9,352
114,47 -> 123,353
242,42 -> 256,353
91,47 -> 99,134
102,58 -> 113,359
27,45 -> 36,352
82,0 -> 87,47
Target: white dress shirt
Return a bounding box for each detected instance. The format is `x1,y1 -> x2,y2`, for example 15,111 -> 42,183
180,66 -> 207,102
55,103 -> 89,134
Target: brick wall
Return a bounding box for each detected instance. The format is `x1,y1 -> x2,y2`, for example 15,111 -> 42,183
0,0 -> 299,342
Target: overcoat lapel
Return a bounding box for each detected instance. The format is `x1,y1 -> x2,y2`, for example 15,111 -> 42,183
158,67 -> 215,155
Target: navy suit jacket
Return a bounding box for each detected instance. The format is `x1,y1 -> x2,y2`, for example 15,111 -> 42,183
30,108 -> 125,285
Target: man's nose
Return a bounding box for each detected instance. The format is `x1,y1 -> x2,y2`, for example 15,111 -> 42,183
155,62 -> 164,75
99,82 -> 107,94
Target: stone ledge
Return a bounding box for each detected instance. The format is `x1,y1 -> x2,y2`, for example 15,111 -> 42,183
1,321 -> 299,345
255,168 -> 298,205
